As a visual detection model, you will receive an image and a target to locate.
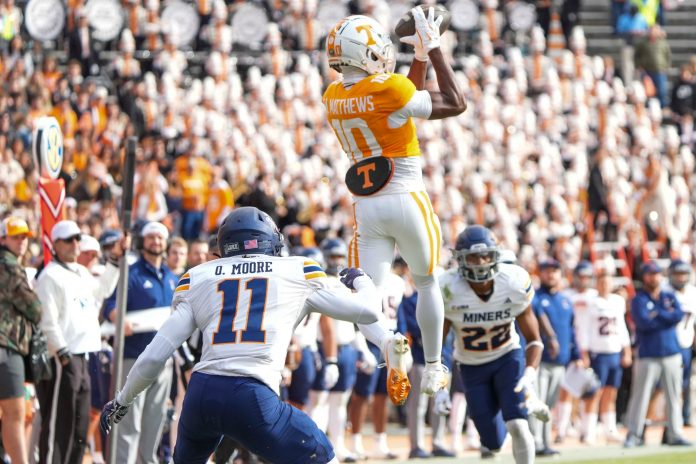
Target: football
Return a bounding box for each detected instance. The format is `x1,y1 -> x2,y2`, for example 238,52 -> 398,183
394,4 -> 452,38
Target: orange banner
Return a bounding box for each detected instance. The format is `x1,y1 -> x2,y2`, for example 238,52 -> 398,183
38,178 -> 65,265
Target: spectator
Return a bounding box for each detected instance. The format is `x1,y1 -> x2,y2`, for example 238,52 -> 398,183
670,64 -> 694,141
186,238 -> 209,269
68,10 -> 97,77
631,0 -> 660,26
634,25 -> 671,107
616,4 -> 649,40
0,217 -> 41,464
624,261 -> 690,447
166,236 -> 188,277
530,258 -> 581,456
34,220 -> 124,464
103,221 -> 177,464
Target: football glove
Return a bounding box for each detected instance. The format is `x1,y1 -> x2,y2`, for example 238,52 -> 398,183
400,6 -> 443,61
433,388 -> 452,416
339,267 -> 366,290
323,362 -> 340,389
514,367 -> 550,422
358,346 -> 378,375
100,398 -> 129,434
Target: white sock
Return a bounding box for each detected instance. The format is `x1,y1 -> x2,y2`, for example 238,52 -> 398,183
602,411 -> 618,435
376,432 -> 389,452
556,401 -> 572,438
450,392 -> 467,451
506,419 -> 534,464
309,390 -> 330,432
352,433 -> 364,454
583,413 -> 598,443
412,273 -> 445,363
358,317 -> 393,353
328,392 -> 350,450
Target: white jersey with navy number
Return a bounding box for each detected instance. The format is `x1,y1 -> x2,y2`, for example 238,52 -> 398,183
440,263 -> 535,365
381,272 -> 406,331
565,288 -> 598,346
173,255 -> 330,392
666,283 -> 696,349
579,293 -> 630,354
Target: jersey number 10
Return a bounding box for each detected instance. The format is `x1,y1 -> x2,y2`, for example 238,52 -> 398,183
330,118 -> 382,160
212,278 -> 268,345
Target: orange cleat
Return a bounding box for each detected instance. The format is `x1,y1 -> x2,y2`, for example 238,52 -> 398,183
384,333 -> 413,405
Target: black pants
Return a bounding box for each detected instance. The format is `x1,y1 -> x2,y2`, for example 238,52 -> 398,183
36,356 -> 91,464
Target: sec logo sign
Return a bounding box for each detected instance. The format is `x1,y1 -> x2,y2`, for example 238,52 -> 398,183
33,117 -> 64,179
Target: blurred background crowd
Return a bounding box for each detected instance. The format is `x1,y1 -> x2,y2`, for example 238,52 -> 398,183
0,0 -> 695,287
2,0 -> 696,462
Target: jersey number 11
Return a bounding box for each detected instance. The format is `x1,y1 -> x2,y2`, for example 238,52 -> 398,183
212,278 -> 268,345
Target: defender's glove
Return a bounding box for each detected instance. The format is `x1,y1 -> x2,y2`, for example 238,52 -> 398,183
514,367 -> 550,422
433,388 -> 452,416
400,7 -> 443,61
100,398 -> 129,434
339,267 -> 366,290
323,362 -> 340,389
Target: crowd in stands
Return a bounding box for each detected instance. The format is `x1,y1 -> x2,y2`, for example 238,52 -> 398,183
2,0 -> 696,461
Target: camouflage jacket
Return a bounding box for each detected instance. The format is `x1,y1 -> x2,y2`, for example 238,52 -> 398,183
0,246 -> 42,355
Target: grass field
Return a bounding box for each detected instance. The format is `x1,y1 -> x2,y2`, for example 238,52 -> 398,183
371,448 -> 696,464
562,450 -> 696,464
356,422 -> 696,464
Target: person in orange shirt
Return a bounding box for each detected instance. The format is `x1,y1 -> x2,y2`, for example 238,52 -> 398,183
324,8 -> 466,408
204,165 -> 234,235
178,155 -> 210,240
50,96 -> 78,141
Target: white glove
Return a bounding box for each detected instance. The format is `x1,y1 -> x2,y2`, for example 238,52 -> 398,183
323,362 -> 340,390
433,388 -> 452,416
514,367 -> 550,422
399,7 -> 443,61
514,366 -> 537,395
358,347 -> 378,374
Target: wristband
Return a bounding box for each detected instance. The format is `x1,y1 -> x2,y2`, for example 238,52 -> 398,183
525,340 -> 544,351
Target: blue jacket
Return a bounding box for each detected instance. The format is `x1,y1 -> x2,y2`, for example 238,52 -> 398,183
631,290 -> 683,358
533,286 -> 580,366
104,258 -> 178,359
397,292 -> 454,368
397,292 -> 425,366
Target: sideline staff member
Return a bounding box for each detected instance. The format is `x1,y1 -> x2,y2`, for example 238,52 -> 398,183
35,220 -> 126,464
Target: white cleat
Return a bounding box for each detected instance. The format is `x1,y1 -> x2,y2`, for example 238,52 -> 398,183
421,362 -> 449,396
383,333 -> 413,405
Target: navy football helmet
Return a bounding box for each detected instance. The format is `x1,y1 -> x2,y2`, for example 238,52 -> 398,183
668,259 -> 692,290
320,238 -> 348,276
454,225 -> 499,283
298,247 -> 326,268
217,207 -> 284,258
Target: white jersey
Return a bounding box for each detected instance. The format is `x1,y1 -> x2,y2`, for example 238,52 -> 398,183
381,272 -> 406,331
294,312 -> 321,349
116,254 -> 381,406
579,293 -> 630,354
441,264 -> 534,365
318,275 -> 357,346
565,288 -> 598,347
666,283 -> 696,349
